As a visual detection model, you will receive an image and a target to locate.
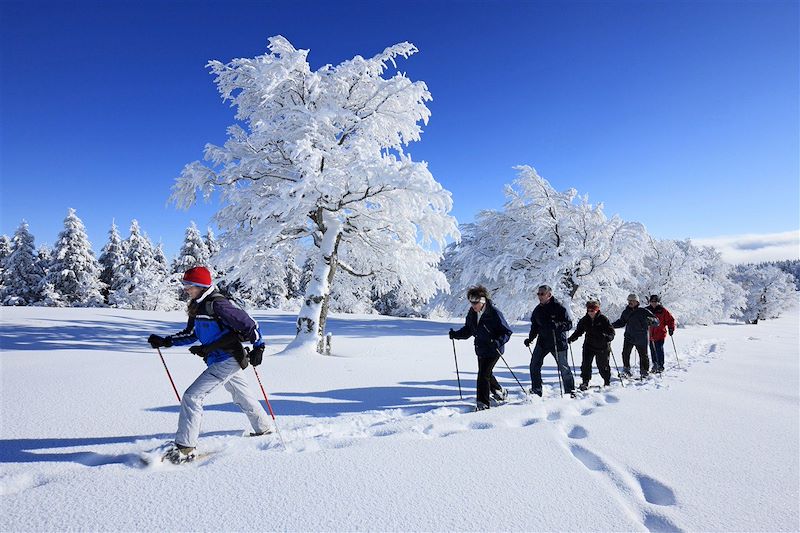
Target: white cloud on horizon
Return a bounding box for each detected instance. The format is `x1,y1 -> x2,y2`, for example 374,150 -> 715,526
691,230 -> 800,265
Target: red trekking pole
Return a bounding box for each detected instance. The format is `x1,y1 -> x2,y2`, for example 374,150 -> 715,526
155,347 -> 181,403
252,365 -> 286,450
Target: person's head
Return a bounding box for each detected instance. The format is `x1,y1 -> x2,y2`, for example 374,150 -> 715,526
182,266 -> 212,300
466,285 -> 489,311
586,300 -> 600,316
537,285 -> 552,303
627,293 -> 639,307
648,294 -> 661,306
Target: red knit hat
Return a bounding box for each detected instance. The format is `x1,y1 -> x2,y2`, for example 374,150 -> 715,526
182,266 -> 212,287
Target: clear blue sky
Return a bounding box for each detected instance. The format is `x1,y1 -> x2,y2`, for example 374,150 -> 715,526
1,0 -> 798,258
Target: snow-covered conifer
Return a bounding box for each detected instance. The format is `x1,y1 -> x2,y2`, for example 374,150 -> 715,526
1,221 -> 44,305
173,222 -> 211,274
43,209 -> 103,306
171,36 -> 458,353
109,220 -> 161,309
98,222 -> 125,302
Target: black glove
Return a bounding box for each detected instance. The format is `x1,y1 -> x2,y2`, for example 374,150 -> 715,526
668,328 -> 674,336
567,336 -> 575,344
448,329 -> 456,340
249,345 -> 264,366
148,334 -> 172,349
523,337 -> 532,347
491,339 -> 501,352
189,345 -> 209,357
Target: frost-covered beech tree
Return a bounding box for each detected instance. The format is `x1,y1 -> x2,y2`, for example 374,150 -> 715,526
434,166 -> 646,320
731,264 -> 797,323
1,221 -> 44,305
173,222 -> 211,274
171,36 -> 458,353
635,238 -> 745,325
43,209 -> 103,306
98,222 -> 125,303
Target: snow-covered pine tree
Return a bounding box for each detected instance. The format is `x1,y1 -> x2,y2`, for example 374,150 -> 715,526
1,221 -> 44,305
0,235 -> 10,297
435,166 -> 646,320
731,264 -> 798,323
43,208 -> 104,307
172,221 -> 211,274
171,36 -> 458,353
109,220 -> 174,310
98,222 -> 125,303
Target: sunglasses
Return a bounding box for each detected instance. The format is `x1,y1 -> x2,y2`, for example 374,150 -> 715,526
536,292 -> 548,296
468,299 -> 482,304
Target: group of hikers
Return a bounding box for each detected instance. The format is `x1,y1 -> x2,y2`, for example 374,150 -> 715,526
147,266 -> 676,463
450,283 -> 675,411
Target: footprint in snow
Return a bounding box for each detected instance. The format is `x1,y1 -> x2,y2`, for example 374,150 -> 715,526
469,421 -> 493,430
643,511 -> 684,533
547,411 -> 561,421
567,425 -> 588,439
635,472 -> 677,506
520,418 -> 539,427
569,443 -> 607,472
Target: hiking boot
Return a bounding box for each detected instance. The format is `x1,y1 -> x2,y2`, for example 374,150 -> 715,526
162,443 -> 197,465
579,382 -> 589,391
621,368 -> 632,378
249,427 -> 274,437
529,387 -> 542,397
492,387 -> 508,402
640,372 -> 649,379
475,401 -> 490,412
603,380 -> 611,387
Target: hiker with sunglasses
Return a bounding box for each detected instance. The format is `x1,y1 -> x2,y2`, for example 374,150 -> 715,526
568,300 -> 615,390
449,285 -> 513,411
523,285 -> 575,396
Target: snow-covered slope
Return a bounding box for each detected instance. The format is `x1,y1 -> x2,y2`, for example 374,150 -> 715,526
1,306 -> 797,531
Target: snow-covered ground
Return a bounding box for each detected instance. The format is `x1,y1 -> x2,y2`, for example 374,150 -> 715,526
1,305 -> 798,532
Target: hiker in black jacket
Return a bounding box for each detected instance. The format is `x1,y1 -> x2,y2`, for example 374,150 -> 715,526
523,285 -> 575,396
612,293 -> 659,378
568,300 -> 615,389
449,285 -> 513,411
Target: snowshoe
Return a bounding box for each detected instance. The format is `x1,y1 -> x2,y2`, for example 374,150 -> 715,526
475,402 -> 490,412
161,443 -> 197,465
492,387 -> 508,402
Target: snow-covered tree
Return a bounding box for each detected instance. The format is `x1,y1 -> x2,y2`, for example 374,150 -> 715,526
634,238 -> 745,325
1,221 -> 44,305
98,222 -> 125,303
731,264 -> 798,323
109,220 -> 178,310
173,222 -> 211,274
0,235 -> 10,297
43,208 -> 103,306
435,166 -> 646,320
171,36 -> 458,353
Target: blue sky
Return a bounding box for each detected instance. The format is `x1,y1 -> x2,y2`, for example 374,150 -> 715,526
1,0 -> 798,261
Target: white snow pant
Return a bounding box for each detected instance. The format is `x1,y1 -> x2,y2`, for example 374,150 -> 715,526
176,357 -> 272,448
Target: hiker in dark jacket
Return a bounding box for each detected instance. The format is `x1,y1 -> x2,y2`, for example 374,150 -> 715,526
523,285 -> 575,396
568,300 -> 615,389
449,285 -> 513,411
147,266 -> 272,464
612,293 -> 658,378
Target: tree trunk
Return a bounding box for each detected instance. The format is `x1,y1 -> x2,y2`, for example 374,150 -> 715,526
317,233 -> 342,353
286,215 -> 342,354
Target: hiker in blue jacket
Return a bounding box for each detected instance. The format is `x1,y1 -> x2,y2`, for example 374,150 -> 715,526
147,266 -> 272,463
449,285 -> 513,411
524,285 -> 575,396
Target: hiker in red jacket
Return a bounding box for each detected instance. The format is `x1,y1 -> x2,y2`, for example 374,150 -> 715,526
646,294 -> 676,373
